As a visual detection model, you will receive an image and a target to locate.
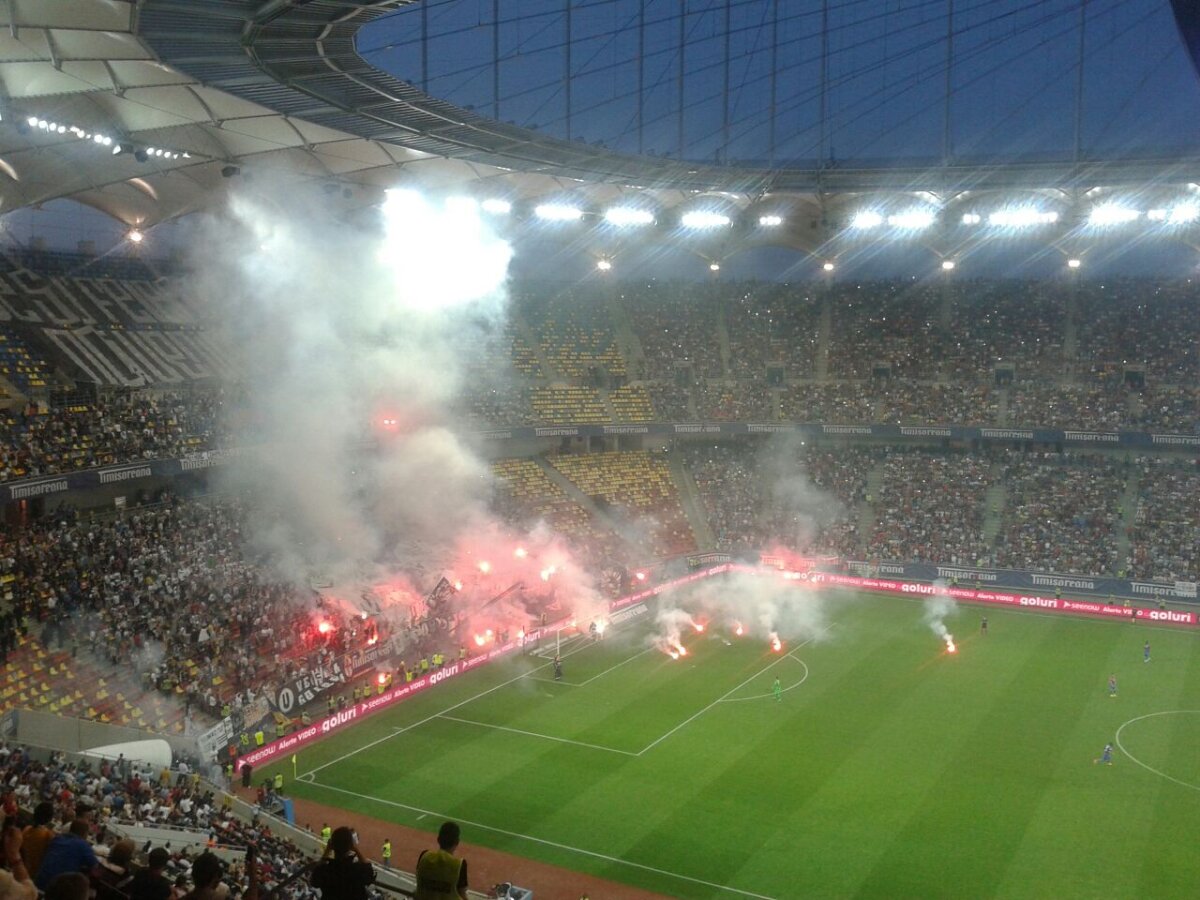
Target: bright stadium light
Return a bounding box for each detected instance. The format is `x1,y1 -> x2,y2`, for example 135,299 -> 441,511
822,261 -> 835,272
596,258 -> 613,271
758,214 -> 784,227
1171,203 -> 1200,224
961,213 -> 982,225
1067,258 -> 1082,269
127,229 -> 144,244
480,198 -> 512,215
605,206 -> 654,227
988,208 -> 1059,227
941,259 -> 956,271
709,261 -> 721,271
887,208 -> 936,230
535,203 -> 584,222
1089,204 -> 1140,226
1151,203 -> 1200,225
851,210 -> 883,229
682,210 -> 731,229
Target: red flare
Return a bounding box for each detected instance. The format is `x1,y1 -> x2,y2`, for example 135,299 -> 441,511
478,561 -> 491,574
474,634 -> 485,647
734,622 -> 744,636
377,673 -> 388,685
317,621 -> 332,635
514,547 -> 527,559
770,633 -> 782,652
635,571 -> 646,581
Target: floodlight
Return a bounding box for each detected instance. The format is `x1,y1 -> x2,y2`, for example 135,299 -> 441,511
1147,208 -> 1167,221
535,203 -> 583,222
127,229 -> 144,244
682,210 -> 731,229
1170,203 -> 1199,224
852,210 -> 883,229
961,213 -> 982,225
941,260 -> 956,271
1067,258 -> 1082,269
709,261 -> 721,271
822,261 -> 835,272
596,259 -> 613,271
887,209 -> 936,230
112,142 -> 131,156
480,198 -> 512,215
25,116 -> 37,128
605,206 -> 654,227
758,214 -> 784,227
1089,204 -> 1140,226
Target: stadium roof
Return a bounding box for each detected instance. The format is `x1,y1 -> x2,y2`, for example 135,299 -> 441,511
4,0 -> 1200,254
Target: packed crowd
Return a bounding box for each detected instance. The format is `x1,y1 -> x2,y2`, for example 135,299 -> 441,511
0,743 -> 328,900
0,497 -> 389,727
681,442 -> 872,558
0,391 -> 226,482
992,453 -> 1125,576
1128,459 -> 1200,581
867,451 -> 993,567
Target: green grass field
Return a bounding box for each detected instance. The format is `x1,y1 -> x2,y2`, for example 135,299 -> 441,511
273,589 -> 1200,899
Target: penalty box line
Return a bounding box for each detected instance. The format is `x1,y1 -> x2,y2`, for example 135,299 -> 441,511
301,609 -> 645,778
525,643 -> 657,687
300,777 -> 779,900
634,627 -> 829,757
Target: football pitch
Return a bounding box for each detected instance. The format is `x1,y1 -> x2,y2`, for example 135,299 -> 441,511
275,589 -> 1200,899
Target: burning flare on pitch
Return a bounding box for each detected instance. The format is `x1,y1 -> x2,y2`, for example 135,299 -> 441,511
733,622 -> 744,636
944,634 -> 957,654
770,632 -> 783,653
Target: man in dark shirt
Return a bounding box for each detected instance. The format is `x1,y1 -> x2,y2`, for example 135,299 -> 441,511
311,827 -> 375,900
127,847 -> 172,900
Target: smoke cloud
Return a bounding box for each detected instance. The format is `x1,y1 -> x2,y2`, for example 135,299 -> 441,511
924,582 -> 959,650
188,179 -> 600,640
652,571 -> 829,654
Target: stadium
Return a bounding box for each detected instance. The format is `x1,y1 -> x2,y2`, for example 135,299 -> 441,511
1,1 -> 1199,898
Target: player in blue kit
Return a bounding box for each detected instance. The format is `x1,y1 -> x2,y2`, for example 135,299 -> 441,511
1094,743 -> 1114,765
1108,674 -> 1118,697
1144,640 -> 1150,663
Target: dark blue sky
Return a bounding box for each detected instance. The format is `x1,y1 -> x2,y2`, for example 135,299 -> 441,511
360,0 -> 1200,165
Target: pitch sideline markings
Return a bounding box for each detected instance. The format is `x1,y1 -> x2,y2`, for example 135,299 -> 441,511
634,629 -> 829,757
302,629 -> 604,778
435,713 -> 639,756
718,658 -> 810,703
1115,710 -> 1200,792
303,611 -> 648,777
523,643 -> 657,687
302,778 -> 778,900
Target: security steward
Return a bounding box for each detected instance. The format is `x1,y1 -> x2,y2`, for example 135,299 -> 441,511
415,821 -> 468,900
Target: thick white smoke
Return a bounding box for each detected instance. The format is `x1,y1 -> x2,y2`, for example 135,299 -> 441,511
189,179 -> 599,638
653,571 -> 829,654
759,434 -> 846,549
924,582 -> 959,650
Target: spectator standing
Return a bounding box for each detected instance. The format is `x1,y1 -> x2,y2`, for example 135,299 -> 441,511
311,827 -> 374,900
415,821 -> 468,900
127,848 -> 173,900
34,822 -> 97,891
19,801 -> 55,879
